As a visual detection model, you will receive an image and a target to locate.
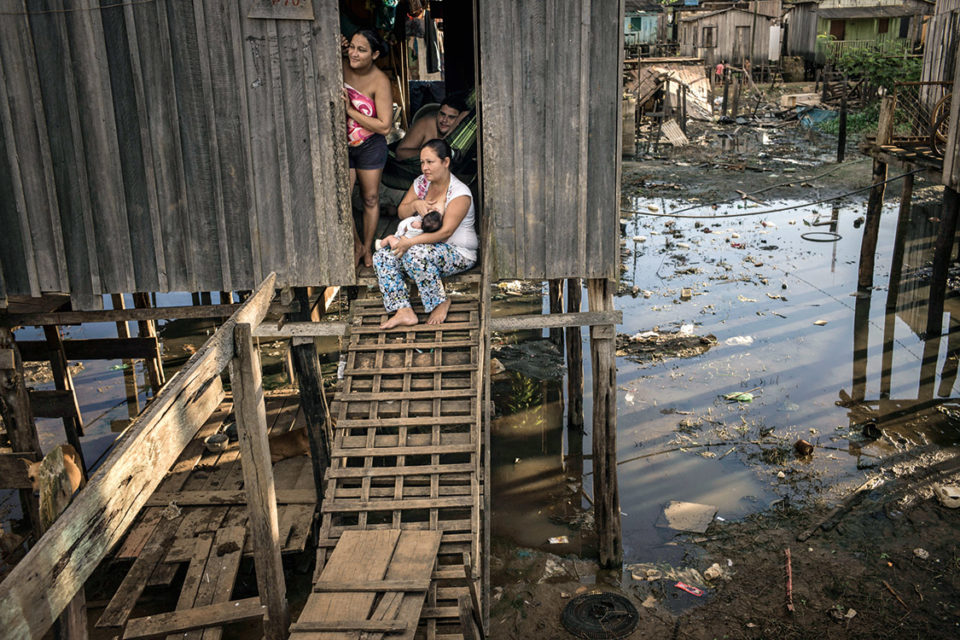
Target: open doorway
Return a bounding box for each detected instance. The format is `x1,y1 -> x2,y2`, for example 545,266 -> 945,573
339,0 -> 478,242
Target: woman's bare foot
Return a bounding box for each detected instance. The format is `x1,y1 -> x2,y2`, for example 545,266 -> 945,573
381,306 -> 419,329
362,246 -> 373,268
426,299 -> 451,325
354,242 -> 365,268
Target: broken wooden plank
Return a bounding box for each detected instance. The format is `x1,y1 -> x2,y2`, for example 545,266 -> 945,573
660,119 -> 688,146
122,598 -> 265,639
144,489 -> 316,507
312,579 -> 431,593
0,273 -> 276,640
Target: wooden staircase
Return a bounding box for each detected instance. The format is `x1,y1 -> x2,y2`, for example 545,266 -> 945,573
292,280 -> 485,639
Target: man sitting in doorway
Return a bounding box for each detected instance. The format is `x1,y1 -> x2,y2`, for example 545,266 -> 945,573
395,94 -> 468,160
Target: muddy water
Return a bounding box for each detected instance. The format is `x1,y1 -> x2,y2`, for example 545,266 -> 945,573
490,185 -> 960,569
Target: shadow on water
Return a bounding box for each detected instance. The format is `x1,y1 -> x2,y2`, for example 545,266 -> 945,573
490,185 -> 960,579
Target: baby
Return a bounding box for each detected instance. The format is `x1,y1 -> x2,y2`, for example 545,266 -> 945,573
376,210 -> 442,250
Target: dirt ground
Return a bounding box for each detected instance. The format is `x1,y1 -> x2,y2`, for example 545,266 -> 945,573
488,92 -> 960,639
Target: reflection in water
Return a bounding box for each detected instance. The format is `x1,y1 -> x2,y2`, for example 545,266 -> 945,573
491,189 -> 960,571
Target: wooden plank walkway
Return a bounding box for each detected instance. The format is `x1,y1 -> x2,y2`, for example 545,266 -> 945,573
95,392 -> 315,636
295,287 -> 485,639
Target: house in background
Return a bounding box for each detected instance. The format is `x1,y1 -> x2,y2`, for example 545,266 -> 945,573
625,1 -> 661,55
784,0 -> 933,64
678,1 -> 783,68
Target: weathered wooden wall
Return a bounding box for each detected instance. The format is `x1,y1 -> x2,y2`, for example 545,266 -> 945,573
478,0 -> 624,281
784,2 -> 819,61
680,9 -> 777,68
0,0 -> 353,303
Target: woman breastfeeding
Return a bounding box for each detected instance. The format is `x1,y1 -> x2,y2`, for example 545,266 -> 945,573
374,138 -> 478,329
342,29 -> 393,267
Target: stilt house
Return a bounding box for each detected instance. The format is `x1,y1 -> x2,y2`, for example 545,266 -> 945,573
0,1 -> 626,638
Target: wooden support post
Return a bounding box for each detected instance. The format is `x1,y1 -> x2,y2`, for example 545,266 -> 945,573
288,288 -> 332,497
0,327 -> 43,538
851,287 -> 871,403
837,76 -> 848,163
565,279 -> 584,479
680,86 -> 687,134
133,293 -> 165,394
111,294 -> 130,340
721,69 -> 730,117
821,63 -> 831,102
548,280 -> 564,347
587,279 -> 622,569
200,292 -> 213,306
229,322 -> 290,640
731,74 -> 741,118
925,186 -> 960,340
881,174 -> 914,398
219,291 -> 233,304
858,96 -> 895,291
38,447 -> 87,640
41,326 -> 87,474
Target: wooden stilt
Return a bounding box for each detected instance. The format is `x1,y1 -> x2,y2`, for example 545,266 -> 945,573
858,96 -> 895,291
548,279 -> 564,347
851,288 -> 871,403
587,278 -> 622,569
939,316 -> 960,397
837,75 -> 848,163
133,293 -> 165,395
0,327 -> 43,538
880,174 -> 914,398
731,73 -> 741,118
721,70 -> 730,116
220,291 -> 233,305
111,294 -> 131,341
229,322 -> 290,640
289,287 -> 331,497
42,326 -> 87,474
200,292 -> 213,306
38,447 -> 87,640
925,187 -> 960,340
565,279 -> 584,479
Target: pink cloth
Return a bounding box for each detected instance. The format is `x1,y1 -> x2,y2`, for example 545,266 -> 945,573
345,83 -> 377,147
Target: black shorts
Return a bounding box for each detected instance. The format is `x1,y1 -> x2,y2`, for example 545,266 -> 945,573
348,134 -> 388,170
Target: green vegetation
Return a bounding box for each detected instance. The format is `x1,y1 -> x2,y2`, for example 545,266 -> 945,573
817,101 -> 880,135
833,47 -> 921,92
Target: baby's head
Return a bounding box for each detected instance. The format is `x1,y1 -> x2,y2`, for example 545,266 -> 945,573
421,211 -> 442,233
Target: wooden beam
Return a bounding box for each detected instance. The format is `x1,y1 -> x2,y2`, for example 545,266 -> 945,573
311,579 -> 431,593
288,621 -> 407,633
0,452 -> 39,489
42,326 -> 86,467
587,279 -> 622,569
28,389 -> 81,421
145,489 -> 316,507
122,597 -> 266,639
858,95 -> 894,291
489,310 -> 622,332
287,287 -> 331,496
229,321 -> 289,640
0,301 -> 294,328
252,321 -> 348,338
0,274 -> 276,640
19,337 -> 162,362
0,327 -> 42,537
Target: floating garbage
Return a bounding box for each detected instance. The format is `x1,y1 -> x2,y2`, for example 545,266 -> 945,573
632,235 -> 647,242
724,336 -> 754,346
933,484 -> 960,509
656,500 -> 718,533
548,536 -> 569,544
675,582 -> 704,597
723,391 -> 754,403
813,320 -> 828,326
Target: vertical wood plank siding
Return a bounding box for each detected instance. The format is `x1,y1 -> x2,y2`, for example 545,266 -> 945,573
0,0 -> 352,299
479,0 -> 623,280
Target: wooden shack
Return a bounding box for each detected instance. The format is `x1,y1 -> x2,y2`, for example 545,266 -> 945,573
678,0 -> 783,69
0,1 -> 628,638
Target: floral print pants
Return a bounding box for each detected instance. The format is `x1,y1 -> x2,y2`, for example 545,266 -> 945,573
373,243 -> 475,312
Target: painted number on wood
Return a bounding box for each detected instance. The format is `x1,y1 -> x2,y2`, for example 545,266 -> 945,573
248,0 -> 314,21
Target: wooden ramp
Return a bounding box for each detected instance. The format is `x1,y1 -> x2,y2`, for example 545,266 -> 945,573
94,392 -> 315,636
296,285 -> 485,639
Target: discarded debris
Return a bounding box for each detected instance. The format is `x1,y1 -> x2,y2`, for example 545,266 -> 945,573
723,392 -> 754,403
724,336 -> 754,346
794,439 -> 814,457
933,483 -> 960,508
680,288 -> 692,301
785,548 -> 795,613
913,548 -> 930,560
616,330 -> 717,364
547,536 -> 569,545
656,500 -> 718,534
675,582 -> 704,597
813,320 -> 828,326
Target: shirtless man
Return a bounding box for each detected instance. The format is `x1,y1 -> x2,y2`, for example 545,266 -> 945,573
395,94 -> 467,160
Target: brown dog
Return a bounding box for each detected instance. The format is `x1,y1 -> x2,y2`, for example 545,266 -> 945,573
268,428 -> 311,463
22,444 -> 85,496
